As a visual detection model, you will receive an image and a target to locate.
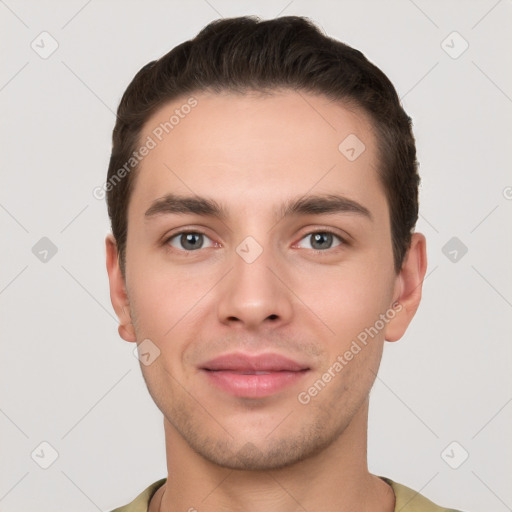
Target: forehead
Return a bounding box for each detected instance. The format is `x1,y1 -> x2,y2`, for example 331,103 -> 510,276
128,89 -> 387,222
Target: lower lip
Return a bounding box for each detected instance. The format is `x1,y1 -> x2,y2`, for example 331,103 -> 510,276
202,369 -> 309,398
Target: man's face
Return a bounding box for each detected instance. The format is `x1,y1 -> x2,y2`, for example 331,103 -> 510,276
117,90 -> 404,469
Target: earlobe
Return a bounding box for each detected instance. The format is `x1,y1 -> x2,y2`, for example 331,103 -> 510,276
105,234 -> 137,343
118,322 -> 136,342
384,233 -> 428,342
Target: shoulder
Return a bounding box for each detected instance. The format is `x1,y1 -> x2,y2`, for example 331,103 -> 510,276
381,477 -> 464,512
109,478 -> 167,512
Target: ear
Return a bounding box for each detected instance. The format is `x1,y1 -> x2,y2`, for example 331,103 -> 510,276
105,234 -> 137,342
384,232 -> 427,342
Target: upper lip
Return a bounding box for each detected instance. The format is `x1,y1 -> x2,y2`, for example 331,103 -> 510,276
200,352 -> 309,372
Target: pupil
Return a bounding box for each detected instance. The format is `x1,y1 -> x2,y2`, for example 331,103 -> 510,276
312,233 -> 331,250
182,233 -> 202,250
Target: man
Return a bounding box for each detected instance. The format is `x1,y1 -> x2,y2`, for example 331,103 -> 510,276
105,15 -> 462,512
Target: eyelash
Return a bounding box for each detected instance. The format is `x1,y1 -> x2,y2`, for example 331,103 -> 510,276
300,230 -> 348,254
163,229 -> 349,255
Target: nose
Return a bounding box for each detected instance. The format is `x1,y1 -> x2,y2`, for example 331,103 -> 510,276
216,239 -> 294,330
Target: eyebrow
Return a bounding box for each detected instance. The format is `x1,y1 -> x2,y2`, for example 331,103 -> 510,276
144,193 -> 372,222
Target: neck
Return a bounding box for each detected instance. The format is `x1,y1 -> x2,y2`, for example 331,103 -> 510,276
152,398 -> 395,512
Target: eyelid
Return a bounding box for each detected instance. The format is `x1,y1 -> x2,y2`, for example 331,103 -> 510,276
293,229 -> 348,250
163,228 -> 217,251
297,223 -> 351,241
162,227 -> 351,253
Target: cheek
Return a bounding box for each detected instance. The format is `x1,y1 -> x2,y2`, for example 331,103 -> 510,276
296,262 -> 391,342
127,261 -> 217,346
130,276 -> 171,328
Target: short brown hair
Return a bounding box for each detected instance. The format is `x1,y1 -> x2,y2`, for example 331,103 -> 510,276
106,15 -> 419,276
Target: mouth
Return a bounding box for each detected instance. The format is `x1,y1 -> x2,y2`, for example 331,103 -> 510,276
200,352 -> 310,398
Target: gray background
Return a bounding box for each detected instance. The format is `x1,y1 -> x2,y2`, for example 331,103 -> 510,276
1,1 -> 511,511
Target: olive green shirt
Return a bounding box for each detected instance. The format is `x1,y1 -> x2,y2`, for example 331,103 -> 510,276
110,476 -> 463,511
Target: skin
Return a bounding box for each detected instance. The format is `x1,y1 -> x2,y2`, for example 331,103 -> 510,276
106,89 -> 427,512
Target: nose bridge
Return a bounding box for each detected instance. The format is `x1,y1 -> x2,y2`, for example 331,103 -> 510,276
216,234 -> 293,328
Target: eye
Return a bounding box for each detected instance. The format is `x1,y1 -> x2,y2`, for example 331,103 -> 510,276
165,231 -> 215,251
296,231 -> 345,252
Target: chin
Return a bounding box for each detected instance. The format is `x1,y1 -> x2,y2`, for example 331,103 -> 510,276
186,425 -> 340,471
